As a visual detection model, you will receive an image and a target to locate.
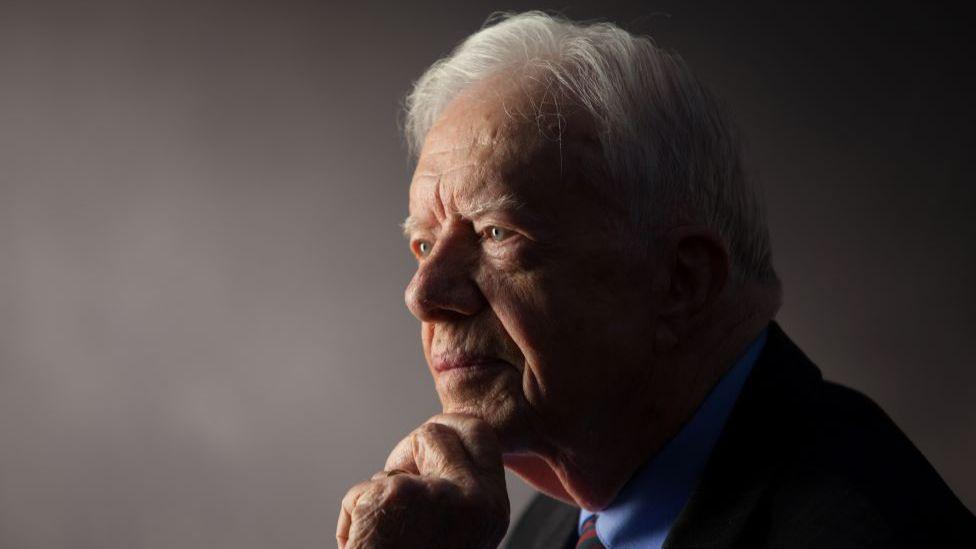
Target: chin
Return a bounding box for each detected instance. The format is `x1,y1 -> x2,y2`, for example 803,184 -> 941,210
433,363 -> 538,451
439,394 -> 536,453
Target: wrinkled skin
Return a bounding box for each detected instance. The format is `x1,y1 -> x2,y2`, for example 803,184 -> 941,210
337,76 -> 779,547
400,79 -> 667,471
336,414 -> 509,549
337,75 -> 662,547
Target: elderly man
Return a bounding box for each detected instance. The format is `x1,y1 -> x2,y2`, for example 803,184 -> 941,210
337,12 -> 974,549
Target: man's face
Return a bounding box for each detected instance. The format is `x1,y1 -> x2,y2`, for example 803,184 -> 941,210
403,82 -> 662,453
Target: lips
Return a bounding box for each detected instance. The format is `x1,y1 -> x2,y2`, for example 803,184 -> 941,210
432,355 -> 511,373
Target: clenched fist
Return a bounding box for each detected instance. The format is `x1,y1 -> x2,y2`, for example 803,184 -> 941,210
336,414 -> 510,548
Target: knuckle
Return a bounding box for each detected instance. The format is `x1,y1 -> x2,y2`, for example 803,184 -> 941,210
384,442 -> 413,472
384,475 -> 416,500
419,421 -> 452,439
341,480 -> 371,511
436,412 -> 482,432
351,483 -> 384,516
366,476 -> 422,519
452,415 -> 484,433
341,476 -> 437,546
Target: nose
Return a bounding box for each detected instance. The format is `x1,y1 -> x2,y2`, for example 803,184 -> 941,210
404,225 -> 486,322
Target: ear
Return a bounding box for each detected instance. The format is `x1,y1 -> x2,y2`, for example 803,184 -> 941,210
652,225 -> 731,352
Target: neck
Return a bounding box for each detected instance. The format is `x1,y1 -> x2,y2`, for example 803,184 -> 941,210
508,280 -> 782,511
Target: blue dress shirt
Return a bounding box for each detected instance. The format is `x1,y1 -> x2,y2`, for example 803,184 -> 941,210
578,327 -> 769,548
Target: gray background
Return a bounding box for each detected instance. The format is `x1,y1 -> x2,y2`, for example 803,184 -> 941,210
1,0 -> 972,547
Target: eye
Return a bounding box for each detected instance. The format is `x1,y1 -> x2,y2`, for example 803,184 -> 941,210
484,226 -> 513,242
414,240 -> 433,258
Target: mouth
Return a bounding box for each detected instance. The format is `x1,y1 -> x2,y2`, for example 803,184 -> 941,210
432,355 -> 513,373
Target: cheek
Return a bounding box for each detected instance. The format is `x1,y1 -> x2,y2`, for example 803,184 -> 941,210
478,268 -> 544,344
519,265 -> 653,373
473,251 -> 655,406
478,268 -> 571,399
475,268 -> 540,358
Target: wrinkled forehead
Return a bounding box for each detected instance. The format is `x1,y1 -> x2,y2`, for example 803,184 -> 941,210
409,76 -> 603,218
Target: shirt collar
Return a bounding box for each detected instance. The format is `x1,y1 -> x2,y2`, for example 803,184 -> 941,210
578,327 -> 769,549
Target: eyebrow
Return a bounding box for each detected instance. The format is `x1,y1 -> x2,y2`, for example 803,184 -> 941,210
401,193 -> 525,238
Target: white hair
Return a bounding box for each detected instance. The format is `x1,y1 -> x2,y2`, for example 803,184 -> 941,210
404,11 -> 778,285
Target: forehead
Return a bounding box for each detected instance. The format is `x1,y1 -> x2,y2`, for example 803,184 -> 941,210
408,78 -> 603,223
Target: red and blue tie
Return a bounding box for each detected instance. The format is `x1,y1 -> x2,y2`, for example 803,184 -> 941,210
576,515 -> 606,548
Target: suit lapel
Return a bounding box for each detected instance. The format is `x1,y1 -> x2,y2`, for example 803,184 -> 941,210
663,321 -> 823,549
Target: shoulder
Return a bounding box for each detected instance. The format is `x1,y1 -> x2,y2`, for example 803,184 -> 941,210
707,322 -> 976,547
756,381 -> 975,547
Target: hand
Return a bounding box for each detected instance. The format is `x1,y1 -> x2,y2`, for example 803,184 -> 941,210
337,413 -> 510,548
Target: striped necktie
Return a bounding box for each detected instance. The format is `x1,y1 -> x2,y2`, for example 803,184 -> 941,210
576,515 -> 606,548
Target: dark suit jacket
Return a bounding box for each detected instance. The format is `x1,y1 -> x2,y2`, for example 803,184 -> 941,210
504,322 -> 975,548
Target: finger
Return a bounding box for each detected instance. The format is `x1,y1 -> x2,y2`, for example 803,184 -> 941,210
384,433 -> 422,475
411,421 -> 479,486
337,480 -> 372,549
370,468 -> 412,481
341,475 -> 425,549
383,414 -> 504,483
427,413 -> 504,473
